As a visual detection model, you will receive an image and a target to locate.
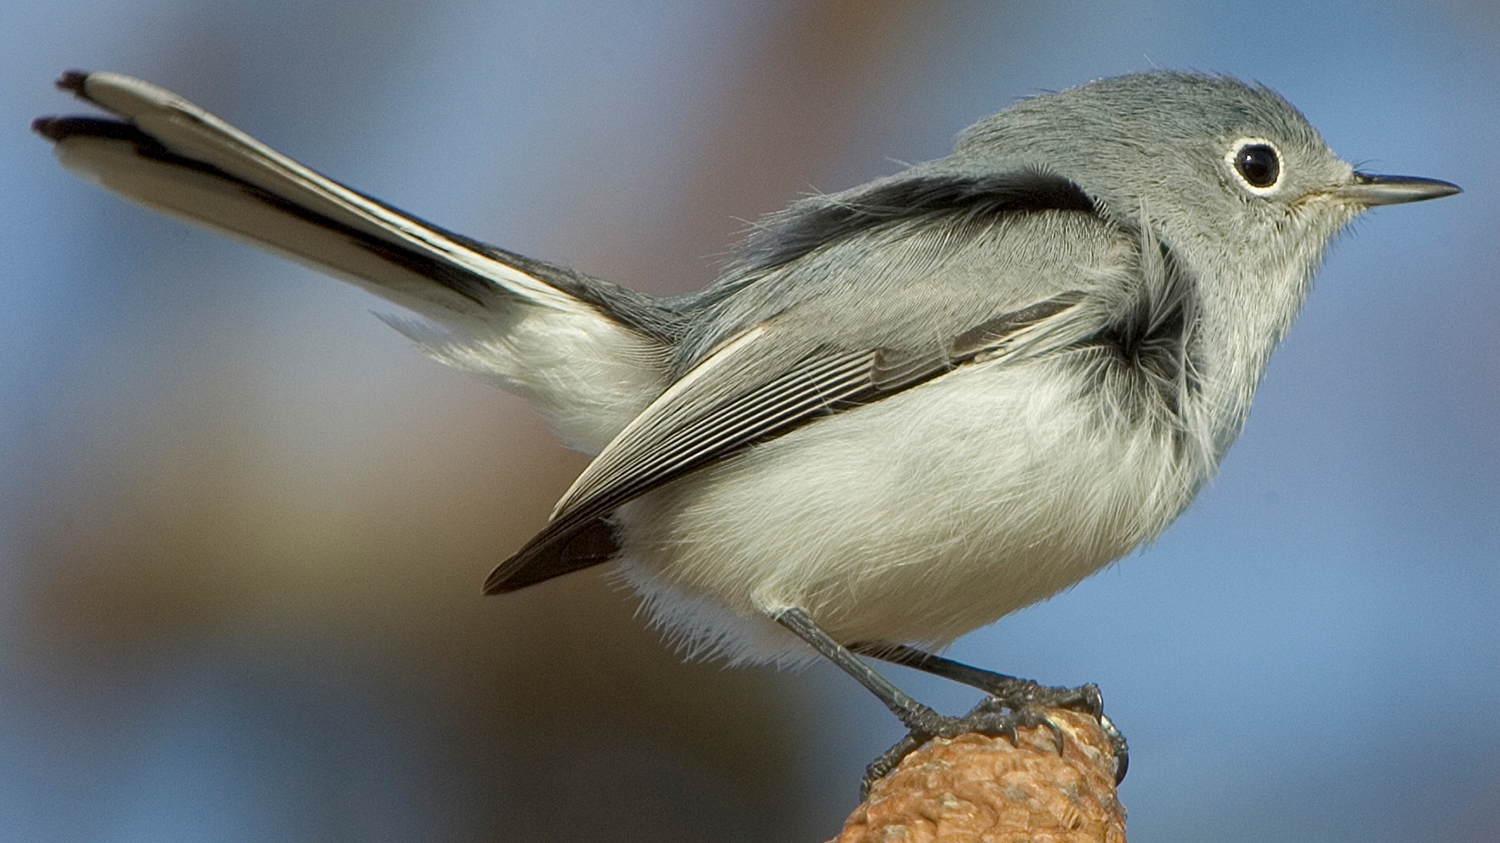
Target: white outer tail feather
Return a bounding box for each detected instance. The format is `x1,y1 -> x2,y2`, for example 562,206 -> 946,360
47,72 -> 665,455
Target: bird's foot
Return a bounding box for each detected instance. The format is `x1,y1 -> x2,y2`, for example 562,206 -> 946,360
861,682 -> 1128,797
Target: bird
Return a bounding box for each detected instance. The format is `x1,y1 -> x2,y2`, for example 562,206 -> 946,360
34,70 -> 1459,782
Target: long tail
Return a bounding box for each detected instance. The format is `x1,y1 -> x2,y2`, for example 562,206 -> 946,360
34,71 -> 673,452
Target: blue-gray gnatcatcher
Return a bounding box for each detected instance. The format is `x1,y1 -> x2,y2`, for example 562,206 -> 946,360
35,70 -> 1458,781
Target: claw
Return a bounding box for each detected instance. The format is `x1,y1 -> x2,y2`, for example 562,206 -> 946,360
1099,714 -> 1129,784
1019,707 -> 1068,756
861,734 -> 923,797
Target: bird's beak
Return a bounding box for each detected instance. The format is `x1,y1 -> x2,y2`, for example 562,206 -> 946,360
1333,172 -> 1462,207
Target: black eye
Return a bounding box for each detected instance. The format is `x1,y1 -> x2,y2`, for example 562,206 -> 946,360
1233,142 -> 1281,189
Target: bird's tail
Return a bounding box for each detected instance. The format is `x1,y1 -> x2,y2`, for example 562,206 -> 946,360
34,71 -> 671,452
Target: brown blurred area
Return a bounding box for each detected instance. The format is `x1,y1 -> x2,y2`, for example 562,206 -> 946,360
13,1 -> 1500,841
13,2 -> 1001,839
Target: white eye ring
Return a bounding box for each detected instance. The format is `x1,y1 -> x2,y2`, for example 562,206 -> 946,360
1225,137 -> 1284,195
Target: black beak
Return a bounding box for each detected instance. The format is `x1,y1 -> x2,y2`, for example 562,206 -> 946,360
1336,172 -> 1462,207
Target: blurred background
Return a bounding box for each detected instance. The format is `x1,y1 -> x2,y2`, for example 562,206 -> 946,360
3,1 -> 1497,840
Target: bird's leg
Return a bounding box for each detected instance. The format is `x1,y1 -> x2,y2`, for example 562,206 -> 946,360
774,609 -> 977,796
772,608 -> 950,737
849,642 -> 1102,713
774,608 -> 1124,795
850,641 -> 1129,783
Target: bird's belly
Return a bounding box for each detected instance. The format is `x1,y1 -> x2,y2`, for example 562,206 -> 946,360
612,356 -> 1200,664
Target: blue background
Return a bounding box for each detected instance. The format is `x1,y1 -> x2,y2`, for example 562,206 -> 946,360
3,2 -> 1496,840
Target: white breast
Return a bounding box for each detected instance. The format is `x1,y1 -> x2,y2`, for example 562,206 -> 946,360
611,351 -> 1207,665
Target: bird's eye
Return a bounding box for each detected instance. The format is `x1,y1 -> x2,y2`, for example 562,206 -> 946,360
1229,140 -> 1282,191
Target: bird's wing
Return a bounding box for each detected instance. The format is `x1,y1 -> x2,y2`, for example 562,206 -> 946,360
484,280 -> 1102,593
